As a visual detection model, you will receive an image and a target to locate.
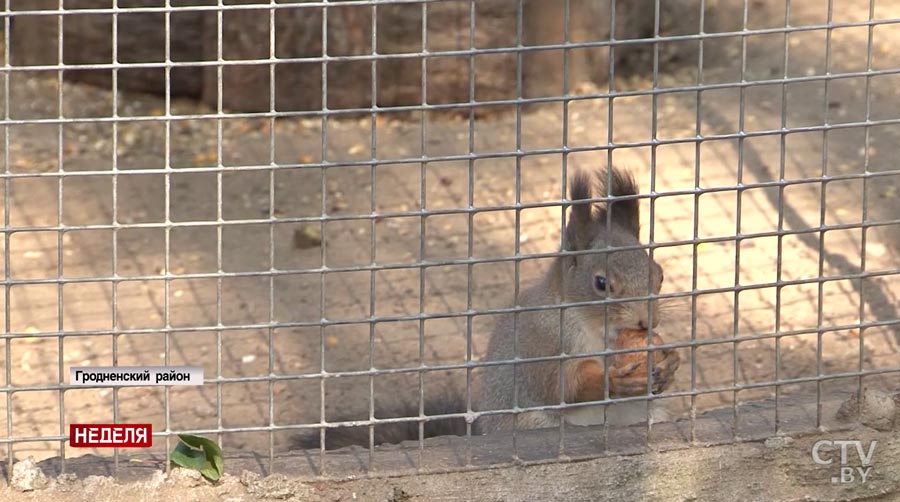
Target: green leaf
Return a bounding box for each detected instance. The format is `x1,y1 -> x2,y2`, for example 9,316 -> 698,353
170,434 -> 224,482
171,442 -> 206,471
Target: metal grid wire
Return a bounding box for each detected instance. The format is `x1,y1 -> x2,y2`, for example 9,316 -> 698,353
1,0 -> 899,480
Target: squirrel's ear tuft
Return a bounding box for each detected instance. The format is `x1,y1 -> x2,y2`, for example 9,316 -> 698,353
599,167 -> 640,238
565,170 -> 597,253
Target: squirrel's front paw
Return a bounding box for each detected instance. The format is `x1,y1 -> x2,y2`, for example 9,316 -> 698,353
607,329 -> 682,396
649,348 -> 680,394
607,361 -> 656,396
609,347 -> 680,396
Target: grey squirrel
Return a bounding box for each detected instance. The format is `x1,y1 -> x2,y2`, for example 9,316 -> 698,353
298,166 -> 680,450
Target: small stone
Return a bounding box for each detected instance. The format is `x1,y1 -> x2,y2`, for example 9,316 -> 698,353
167,467 -> 206,487
293,226 -> 322,249
52,472 -> 79,492
390,486 -> 412,502
11,457 -> 49,491
239,470 -> 261,487
121,129 -> 138,147
55,473 -> 78,486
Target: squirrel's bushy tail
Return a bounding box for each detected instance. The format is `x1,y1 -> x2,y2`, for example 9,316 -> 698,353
293,389 -> 468,451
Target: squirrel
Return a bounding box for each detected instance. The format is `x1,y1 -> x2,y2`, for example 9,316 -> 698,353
473,166 -> 680,431
298,166 -> 681,450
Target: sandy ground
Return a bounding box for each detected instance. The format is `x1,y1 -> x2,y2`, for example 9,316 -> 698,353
0,0 -> 899,481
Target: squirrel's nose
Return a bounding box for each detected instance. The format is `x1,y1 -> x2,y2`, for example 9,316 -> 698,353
638,317 -> 660,330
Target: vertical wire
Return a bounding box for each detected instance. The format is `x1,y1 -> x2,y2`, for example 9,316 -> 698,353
775,0 -> 791,435
510,0 -> 521,462
3,0 -> 12,479
602,0 -> 618,445
367,0 -> 377,472
602,0 -> 617,448
267,0 -> 277,472
774,0 -> 792,435
646,0 -> 661,443
689,0 -> 707,445
214,0 -> 225,454
466,0 -> 479,460
603,160 -> 613,425
453,0 -> 475,468
418,0 -> 430,467
731,0 -> 750,440
858,0 -> 876,412
163,0 -> 174,470
111,0 -> 121,473
557,0 -> 570,459
55,0 -> 65,474
815,0 -> 835,429
318,0 -> 329,476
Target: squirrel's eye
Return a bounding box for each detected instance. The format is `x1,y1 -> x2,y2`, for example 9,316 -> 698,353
594,276 -> 607,292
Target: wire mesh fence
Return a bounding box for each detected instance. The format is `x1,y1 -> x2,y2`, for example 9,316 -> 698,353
1,0 -> 900,481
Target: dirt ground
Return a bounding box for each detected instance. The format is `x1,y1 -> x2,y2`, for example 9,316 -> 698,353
1,0 -> 899,482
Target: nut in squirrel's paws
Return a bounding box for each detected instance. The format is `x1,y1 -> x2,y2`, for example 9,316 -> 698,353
609,328 -> 680,396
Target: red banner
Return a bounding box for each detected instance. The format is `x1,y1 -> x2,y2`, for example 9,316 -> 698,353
69,424 -> 152,448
